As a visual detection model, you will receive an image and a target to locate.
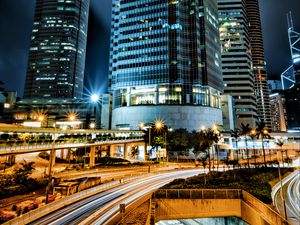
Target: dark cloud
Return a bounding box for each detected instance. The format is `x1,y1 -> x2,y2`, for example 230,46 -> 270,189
0,0 -> 299,97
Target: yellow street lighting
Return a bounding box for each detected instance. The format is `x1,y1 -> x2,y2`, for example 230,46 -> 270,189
155,120 -> 164,130
263,129 -> 268,135
38,115 -> 44,122
251,129 -> 256,135
68,113 -> 77,121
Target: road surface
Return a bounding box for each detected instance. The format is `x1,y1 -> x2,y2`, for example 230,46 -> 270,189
29,169 -> 201,225
273,170 -> 300,225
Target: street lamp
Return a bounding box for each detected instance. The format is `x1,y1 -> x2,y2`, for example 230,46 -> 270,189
90,122 -> 96,129
90,93 -> 100,129
90,93 -> 99,103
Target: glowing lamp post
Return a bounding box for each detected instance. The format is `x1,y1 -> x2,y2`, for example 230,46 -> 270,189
90,93 -> 100,129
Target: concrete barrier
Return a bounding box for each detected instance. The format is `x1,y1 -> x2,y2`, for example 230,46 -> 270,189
151,189 -> 289,225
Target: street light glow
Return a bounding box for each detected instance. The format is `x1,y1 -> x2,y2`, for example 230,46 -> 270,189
38,115 -> 44,122
91,93 -> 99,102
155,120 -> 163,130
90,122 -> 96,129
68,113 -> 77,121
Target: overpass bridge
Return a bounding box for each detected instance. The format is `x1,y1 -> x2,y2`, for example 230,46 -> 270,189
151,189 -> 289,225
0,125 -> 145,167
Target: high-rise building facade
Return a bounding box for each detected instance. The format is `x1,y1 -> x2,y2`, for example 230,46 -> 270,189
269,92 -> 287,132
218,0 -> 257,128
245,0 -> 272,128
109,0 -> 223,131
24,0 -> 90,99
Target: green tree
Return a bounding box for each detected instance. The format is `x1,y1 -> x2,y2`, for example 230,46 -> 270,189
13,161 -> 35,184
168,128 -> 190,152
240,123 -> 252,168
130,146 -> 139,159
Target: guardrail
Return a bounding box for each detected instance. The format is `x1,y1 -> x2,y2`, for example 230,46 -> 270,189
3,173 -> 150,225
0,138 -> 144,155
153,189 -> 242,199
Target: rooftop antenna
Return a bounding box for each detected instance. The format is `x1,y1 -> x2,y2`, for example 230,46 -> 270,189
287,11 -> 294,31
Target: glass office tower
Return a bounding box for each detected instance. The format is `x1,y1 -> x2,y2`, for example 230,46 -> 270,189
245,0 -> 272,128
218,0 -> 258,128
109,0 -> 223,131
24,0 -> 90,99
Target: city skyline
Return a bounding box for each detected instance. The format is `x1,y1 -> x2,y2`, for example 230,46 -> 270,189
0,0 -> 300,97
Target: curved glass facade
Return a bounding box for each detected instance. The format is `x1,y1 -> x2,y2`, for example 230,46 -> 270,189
24,0 -> 89,99
109,0 -> 223,112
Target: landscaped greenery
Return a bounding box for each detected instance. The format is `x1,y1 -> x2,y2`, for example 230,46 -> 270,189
0,162 -> 47,199
161,168 -> 293,204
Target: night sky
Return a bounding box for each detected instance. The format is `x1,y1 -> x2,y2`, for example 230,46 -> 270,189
0,0 -> 299,97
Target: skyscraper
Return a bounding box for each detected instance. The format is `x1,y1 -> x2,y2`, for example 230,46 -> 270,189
109,0 -> 223,131
218,0 -> 257,128
24,0 -> 90,99
245,0 -> 272,128
284,12 -> 300,131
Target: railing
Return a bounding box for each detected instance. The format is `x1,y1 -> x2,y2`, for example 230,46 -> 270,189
153,189 -> 242,199
242,190 -> 288,225
0,138 -> 144,155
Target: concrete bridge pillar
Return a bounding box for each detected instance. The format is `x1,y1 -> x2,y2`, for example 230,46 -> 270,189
124,143 -> 128,160
144,143 -> 147,160
89,146 -> 96,167
60,149 -> 65,159
67,148 -> 71,161
49,149 -> 56,175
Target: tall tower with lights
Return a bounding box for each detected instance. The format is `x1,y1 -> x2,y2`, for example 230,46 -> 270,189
245,0 -> 272,128
218,0 -> 257,128
24,0 -> 90,100
109,0 -> 223,131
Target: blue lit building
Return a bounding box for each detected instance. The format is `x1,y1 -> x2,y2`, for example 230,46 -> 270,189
109,0 -> 223,131
24,0 -> 90,99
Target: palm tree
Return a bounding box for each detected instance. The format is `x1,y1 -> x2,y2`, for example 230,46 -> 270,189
255,121 -> 271,167
240,123 -> 251,168
230,129 -> 240,162
197,128 -> 220,172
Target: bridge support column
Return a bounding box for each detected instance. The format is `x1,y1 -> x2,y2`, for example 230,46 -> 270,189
67,148 -> 71,160
124,143 -> 128,160
49,149 -> 56,175
60,149 -> 65,159
89,146 -> 96,168
144,142 -> 147,160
